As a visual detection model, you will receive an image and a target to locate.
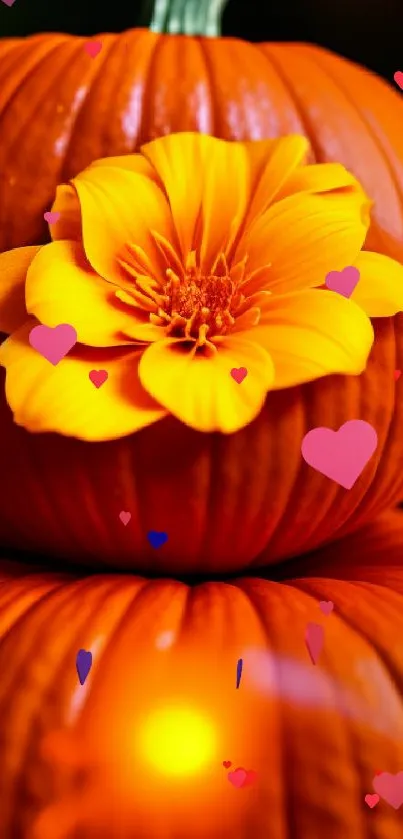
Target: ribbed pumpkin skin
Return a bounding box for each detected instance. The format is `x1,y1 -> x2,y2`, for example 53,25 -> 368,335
1,512 -> 403,838
1,33 -> 403,572
0,35 -> 402,261
1,315 -> 403,573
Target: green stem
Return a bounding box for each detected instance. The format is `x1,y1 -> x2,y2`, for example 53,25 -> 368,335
138,0 -> 229,37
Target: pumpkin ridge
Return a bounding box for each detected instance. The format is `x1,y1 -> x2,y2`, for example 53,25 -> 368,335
294,45 -> 403,210
257,44 -> 320,163
139,33 -> 176,147
197,36 -> 219,137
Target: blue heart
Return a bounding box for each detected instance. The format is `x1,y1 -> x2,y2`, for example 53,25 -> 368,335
147,530 -> 168,549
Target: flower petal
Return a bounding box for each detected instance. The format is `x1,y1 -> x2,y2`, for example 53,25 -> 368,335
141,132 -> 250,270
350,251 -> 403,317
274,162 -> 362,201
50,185 -> 82,243
0,246 -> 40,334
243,135 -> 309,226
25,240 -> 147,347
0,322 -> 166,441
139,336 -> 274,433
71,164 -> 176,286
238,189 -> 370,296
242,289 -> 374,388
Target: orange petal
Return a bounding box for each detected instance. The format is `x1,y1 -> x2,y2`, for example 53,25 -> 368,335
25,240 -> 148,347
71,164 -> 176,286
242,288 -> 373,388
274,161 -> 362,201
238,190 -> 369,295
243,135 -> 309,227
0,321 -> 166,441
50,184 -> 82,243
350,251 -> 403,317
0,246 -> 40,334
139,335 -> 274,433
141,132 -> 250,270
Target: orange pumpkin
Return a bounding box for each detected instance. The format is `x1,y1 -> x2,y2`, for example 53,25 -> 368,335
1,510 -> 403,839
1,0 -> 403,572
0,0 -> 403,262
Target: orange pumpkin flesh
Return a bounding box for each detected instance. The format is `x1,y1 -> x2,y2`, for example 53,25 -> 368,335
1,510 -> 403,838
1,313 -> 403,573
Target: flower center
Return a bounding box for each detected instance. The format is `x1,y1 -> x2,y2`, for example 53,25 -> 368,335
164,261 -> 237,343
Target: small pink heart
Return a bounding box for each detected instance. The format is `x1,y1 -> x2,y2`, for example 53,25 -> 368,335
319,600 -> 334,616
305,622 -> 325,665
365,794 -> 379,809
0,0 -> 17,6
84,40 -> 102,58
89,369 -> 108,388
325,265 -> 360,298
231,367 -> 248,384
394,71 -> 403,90
44,211 -> 60,225
119,511 -> 131,526
373,771 -> 403,809
228,768 -> 247,788
394,370 -> 401,381
222,761 -> 232,768
29,323 -> 77,366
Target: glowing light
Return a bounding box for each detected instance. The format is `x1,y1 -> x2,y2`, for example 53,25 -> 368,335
140,705 -> 215,777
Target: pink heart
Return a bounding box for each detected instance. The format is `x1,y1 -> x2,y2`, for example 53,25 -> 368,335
301,419 -> 378,490
89,369 -> 108,388
0,0 -> 17,6
319,600 -> 334,616
84,41 -> 102,58
227,767 -> 256,788
119,511 -> 131,526
230,367 -> 248,384
325,265 -> 360,298
44,211 -> 60,225
365,794 -> 380,809
394,71 -> 403,90
394,370 -> 401,381
222,761 -> 232,768
373,771 -> 403,809
29,323 -> 77,366
305,623 -> 324,665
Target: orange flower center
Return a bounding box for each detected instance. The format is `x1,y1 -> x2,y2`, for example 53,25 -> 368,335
165,262 -> 237,342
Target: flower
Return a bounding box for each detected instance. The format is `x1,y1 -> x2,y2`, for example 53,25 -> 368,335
0,132 -> 403,441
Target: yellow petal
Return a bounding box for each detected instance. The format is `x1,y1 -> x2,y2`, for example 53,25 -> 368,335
274,162 -> 362,201
25,240 -> 147,347
139,336 -> 274,433
50,156 -> 162,244
350,251 -> 403,317
71,164 -> 176,286
141,132 -> 250,270
0,246 -> 40,334
242,289 -> 374,388
243,135 -> 309,226
0,321 -> 166,441
238,190 -> 369,296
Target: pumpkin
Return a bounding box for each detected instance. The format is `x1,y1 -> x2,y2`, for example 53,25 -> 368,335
1,0 -> 403,573
0,0 -> 403,261
1,510 -> 403,839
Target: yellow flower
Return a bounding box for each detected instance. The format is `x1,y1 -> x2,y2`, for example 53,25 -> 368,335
0,132 -> 403,441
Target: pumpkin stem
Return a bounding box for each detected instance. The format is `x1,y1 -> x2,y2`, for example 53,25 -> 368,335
139,0 -> 229,36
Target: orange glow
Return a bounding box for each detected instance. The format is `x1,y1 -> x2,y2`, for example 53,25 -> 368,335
139,705 -> 216,777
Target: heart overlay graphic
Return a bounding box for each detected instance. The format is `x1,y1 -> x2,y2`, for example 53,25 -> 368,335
227,767 -> 257,788
29,323 -> 77,366
301,419 -> 378,489
373,771 -> 403,809
325,265 -> 360,298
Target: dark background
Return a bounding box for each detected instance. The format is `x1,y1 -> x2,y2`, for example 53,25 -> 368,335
0,0 -> 399,85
